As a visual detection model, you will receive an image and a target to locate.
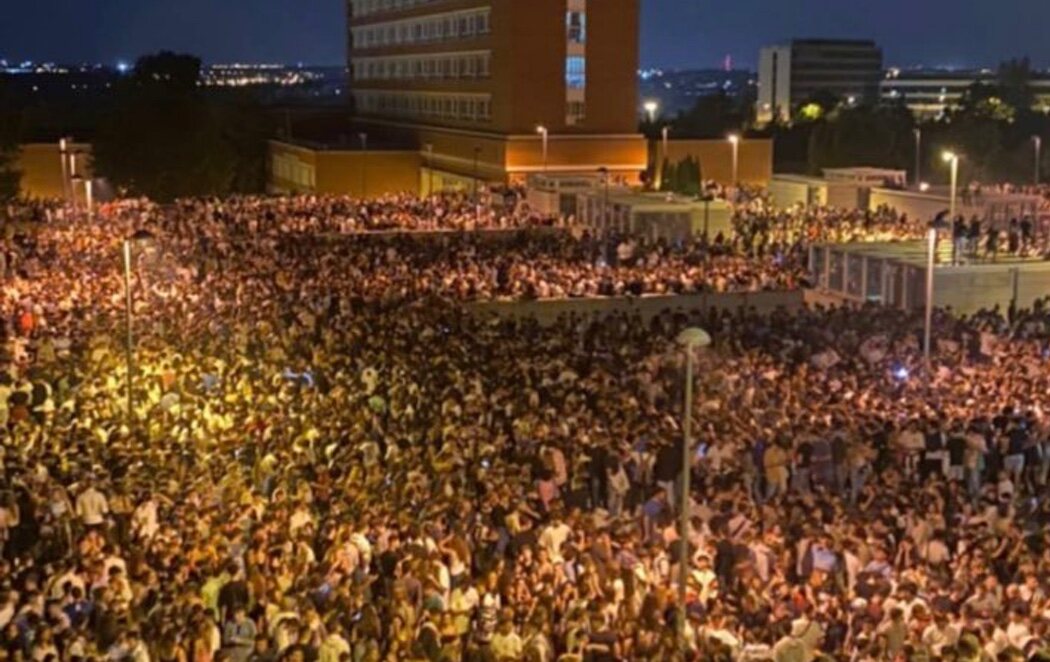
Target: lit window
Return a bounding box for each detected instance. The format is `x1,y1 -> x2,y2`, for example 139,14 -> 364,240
566,56 -> 586,89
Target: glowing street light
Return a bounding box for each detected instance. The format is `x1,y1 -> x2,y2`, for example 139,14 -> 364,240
913,128 -> 922,187
643,99 -> 659,123
536,125 -> 549,173
727,133 -> 740,185
1034,135 -> 1042,185
59,138 -> 70,202
675,327 -> 712,657
942,151 -> 959,221
924,151 -> 961,382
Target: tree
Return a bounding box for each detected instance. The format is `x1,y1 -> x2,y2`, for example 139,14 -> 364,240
213,91 -> 276,194
660,158 -> 676,192
92,52 -> 240,202
672,91 -> 750,139
808,105 -> 913,173
997,57 -> 1033,112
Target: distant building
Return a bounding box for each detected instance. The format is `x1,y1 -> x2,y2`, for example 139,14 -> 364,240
880,68 -> 1050,118
756,39 -> 883,124
347,0 -> 647,188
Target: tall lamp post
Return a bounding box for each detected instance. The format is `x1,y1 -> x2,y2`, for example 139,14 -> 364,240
358,132 -> 368,198
914,128 -> 922,187
597,166 -> 610,234
644,99 -> 659,125
123,229 -> 154,422
59,138 -> 70,203
536,125 -> 549,173
1033,136 -> 1042,185
923,226 -> 936,381
924,151 -> 959,382
675,327 -> 712,657
727,133 -> 740,186
943,151 -> 959,222
660,125 -> 670,190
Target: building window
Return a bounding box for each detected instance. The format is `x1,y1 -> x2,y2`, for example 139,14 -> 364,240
567,12 -> 586,44
351,8 -> 491,49
567,101 -> 586,125
566,56 -> 586,89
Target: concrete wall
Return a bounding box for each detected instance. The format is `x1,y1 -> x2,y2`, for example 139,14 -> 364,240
867,187 -> 976,222
769,177 -> 821,208
659,138 -> 774,186
467,290 -> 805,324
826,182 -> 862,209
16,143 -> 93,199
931,266 -> 1050,315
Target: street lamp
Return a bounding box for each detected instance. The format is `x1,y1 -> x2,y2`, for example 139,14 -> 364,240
675,326 -> 711,657
660,126 -> 670,190
727,133 -> 740,186
1033,136 -> 1042,185
597,166 -> 610,234
913,128 -> 922,187
942,151 -> 959,222
123,229 -> 154,422
536,125 -> 549,173
59,138 -> 70,203
644,99 -> 659,124
358,132 -> 368,198
924,226 -> 936,382
68,149 -> 81,208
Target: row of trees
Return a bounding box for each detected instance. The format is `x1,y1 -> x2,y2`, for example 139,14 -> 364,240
657,156 -> 703,195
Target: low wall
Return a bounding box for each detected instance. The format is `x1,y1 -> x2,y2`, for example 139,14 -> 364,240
466,290 -> 805,324
868,187 -> 976,221
769,177 -> 818,209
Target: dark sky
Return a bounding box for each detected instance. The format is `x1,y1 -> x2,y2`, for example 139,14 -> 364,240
2,0 -> 1048,71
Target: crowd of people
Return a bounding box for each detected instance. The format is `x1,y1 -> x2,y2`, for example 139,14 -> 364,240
162,192 -> 558,235
1,194 -> 1050,662
733,202 -> 927,252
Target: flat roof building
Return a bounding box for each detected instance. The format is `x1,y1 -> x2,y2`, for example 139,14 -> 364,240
757,39 -> 883,124
881,67 -> 1050,119
347,0 -> 647,187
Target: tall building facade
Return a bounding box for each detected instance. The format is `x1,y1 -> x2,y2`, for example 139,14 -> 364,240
757,39 -> 883,124
347,0 -> 646,188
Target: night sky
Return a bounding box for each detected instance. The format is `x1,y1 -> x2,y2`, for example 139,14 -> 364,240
2,0 -> 1049,71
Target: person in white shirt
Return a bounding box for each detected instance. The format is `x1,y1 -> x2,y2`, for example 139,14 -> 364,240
490,616 -> 523,661
921,612 -> 960,655
1005,608 -> 1032,649
538,516 -> 572,564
